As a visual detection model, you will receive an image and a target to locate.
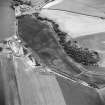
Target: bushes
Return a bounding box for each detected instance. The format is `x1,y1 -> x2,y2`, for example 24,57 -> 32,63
36,15 -> 100,66
50,19 -> 100,66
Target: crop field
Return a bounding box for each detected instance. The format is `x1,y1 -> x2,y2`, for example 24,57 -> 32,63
40,9 -> 105,38
56,76 -> 103,105
47,0 -> 105,18
75,32 -> 105,52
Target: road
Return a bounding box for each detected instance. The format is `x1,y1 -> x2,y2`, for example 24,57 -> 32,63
40,9 -> 105,38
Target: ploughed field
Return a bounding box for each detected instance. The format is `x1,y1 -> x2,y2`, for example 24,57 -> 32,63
17,14 -> 105,89
57,76 -> 104,105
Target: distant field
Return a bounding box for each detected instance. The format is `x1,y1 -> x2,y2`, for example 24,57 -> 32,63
40,9 -> 105,38
57,76 -> 104,105
75,32 -> 105,52
48,0 -> 105,18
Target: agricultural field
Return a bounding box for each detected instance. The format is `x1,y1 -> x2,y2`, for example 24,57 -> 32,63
40,9 -> 105,38
0,0 -> 16,41
57,76 -> 103,105
1,53 -> 104,105
45,0 -> 105,18
75,32 -> 105,52
1,0 -> 105,105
